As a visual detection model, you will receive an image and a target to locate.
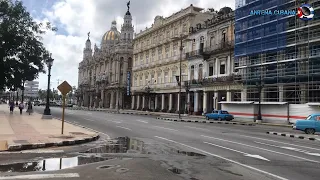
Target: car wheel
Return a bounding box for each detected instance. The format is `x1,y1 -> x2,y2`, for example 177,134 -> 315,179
218,117 -> 222,121
305,128 -> 315,134
206,116 -> 209,120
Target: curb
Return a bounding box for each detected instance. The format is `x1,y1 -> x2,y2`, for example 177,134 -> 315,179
266,131 -> 319,141
156,117 -> 255,126
7,134 -> 100,151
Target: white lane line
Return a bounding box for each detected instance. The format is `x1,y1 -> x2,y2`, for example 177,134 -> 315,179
201,135 -> 320,163
254,141 -> 320,157
116,126 -> 132,131
204,142 -> 269,161
83,118 -> 94,121
153,126 -> 178,132
155,136 -> 288,180
184,126 -> 209,131
110,120 -> 122,124
0,173 -> 80,179
136,120 -> 148,123
0,150 -> 64,154
164,121 -> 173,123
87,112 -> 92,115
240,135 -> 320,151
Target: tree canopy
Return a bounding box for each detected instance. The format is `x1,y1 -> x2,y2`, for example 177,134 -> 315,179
0,0 -> 57,90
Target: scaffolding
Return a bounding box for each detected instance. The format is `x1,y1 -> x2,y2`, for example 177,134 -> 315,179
234,0 -> 320,104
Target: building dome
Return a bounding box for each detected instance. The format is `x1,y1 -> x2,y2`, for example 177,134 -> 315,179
102,20 -> 120,45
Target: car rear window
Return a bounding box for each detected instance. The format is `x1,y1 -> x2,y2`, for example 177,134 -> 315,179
221,111 -> 229,114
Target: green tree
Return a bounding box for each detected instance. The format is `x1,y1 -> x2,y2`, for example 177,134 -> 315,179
0,0 -> 56,90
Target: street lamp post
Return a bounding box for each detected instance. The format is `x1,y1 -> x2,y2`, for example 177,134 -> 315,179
145,86 -> 151,111
43,53 -> 54,117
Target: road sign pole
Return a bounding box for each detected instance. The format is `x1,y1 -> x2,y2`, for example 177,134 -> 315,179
61,95 -> 65,135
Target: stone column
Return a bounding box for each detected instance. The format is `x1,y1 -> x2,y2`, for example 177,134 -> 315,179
194,91 -> 199,112
161,94 -> 165,110
226,91 -> 232,101
115,91 -> 119,109
227,55 -> 231,75
215,59 -> 219,75
155,95 -> 158,109
131,95 -> 135,109
203,91 -> 208,113
117,60 -> 121,83
214,91 -> 218,110
279,85 -> 284,102
110,92 -> 114,109
89,94 -> 93,107
123,60 -> 128,84
241,88 -> 247,101
169,94 -> 173,111
142,96 -> 146,109
137,95 -> 140,109
187,92 -> 190,113
177,93 -> 180,111
148,96 -> 151,110
101,90 -> 104,108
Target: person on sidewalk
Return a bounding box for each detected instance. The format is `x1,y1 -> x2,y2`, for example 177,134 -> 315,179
9,101 -> 15,114
18,102 -> 24,114
26,101 -> 33,115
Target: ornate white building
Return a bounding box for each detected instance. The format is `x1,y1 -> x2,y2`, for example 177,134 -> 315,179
77,4 -> 134,109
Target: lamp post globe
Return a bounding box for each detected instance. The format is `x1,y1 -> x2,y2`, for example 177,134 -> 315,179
43,53 -> 54,116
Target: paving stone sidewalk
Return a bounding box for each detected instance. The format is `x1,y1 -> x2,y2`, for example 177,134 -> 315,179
0,105 -> 99,151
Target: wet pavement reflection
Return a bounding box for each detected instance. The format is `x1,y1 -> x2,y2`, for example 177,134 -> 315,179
0,156 -> 111,172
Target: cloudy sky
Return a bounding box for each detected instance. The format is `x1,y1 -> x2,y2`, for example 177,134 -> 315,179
21,0 -> 234,90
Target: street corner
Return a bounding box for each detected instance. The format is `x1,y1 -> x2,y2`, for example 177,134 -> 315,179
266,131 -> 320,141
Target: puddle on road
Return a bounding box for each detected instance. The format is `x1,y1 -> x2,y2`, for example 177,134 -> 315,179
0,156 -> 111,173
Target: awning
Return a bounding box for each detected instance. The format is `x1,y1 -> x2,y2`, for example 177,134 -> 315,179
219,101 -> 254,104
253,102 -> 288,105
306,102 -> 320,106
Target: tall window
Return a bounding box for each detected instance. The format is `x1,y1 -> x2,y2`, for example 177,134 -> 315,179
152,49 -> 155,61
158,47 -> 162,60
183,24 -> 187,33
220,63 -> 226,74
134,77 -> 138,86
165,46 -> 169,58
173,44 -> 177,56
139,76 -> 142,86
145,75 -> 148,85
166,31 -> 170,38
222,30 -> 226,42
209,63 -> 214,76
151,74 -> 155,84
157,72 -> 161,84
164,71 -> 169,83
146,51 -> 149,63
198,64 -> 203,80
191,65 -> 195,80
140,54 -> 143,64
153,36 -> 157,44
172,70 -> 177,82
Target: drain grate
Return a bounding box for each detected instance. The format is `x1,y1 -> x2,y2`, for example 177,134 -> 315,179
97,165 -> 114,169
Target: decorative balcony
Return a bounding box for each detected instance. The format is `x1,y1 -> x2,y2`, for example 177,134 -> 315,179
203,40 -> 234,60
186,49 -> 203,60
184,74 -> 242,87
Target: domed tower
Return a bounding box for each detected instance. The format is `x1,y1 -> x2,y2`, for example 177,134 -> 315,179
83,32 -> 92,61
121,2 -> 134,41
101,21 -> 121,49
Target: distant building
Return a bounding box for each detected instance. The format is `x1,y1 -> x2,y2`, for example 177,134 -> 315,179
24,81 -> 39,98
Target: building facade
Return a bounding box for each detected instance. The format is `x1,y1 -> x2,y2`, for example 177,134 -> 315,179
185,7 -> 242,114
235,0 -> 320,103
77,5 -> 134,109
24,81 -> 39,98
130,4 -> 214,113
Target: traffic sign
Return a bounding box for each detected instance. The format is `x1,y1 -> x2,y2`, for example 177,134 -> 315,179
57,81 -> 72,95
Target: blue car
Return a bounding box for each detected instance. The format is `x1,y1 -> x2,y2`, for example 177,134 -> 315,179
293,113 -> 320,134
205,110 -> 234,121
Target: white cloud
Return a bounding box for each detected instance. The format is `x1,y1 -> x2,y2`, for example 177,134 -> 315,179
33,0 -> 234,89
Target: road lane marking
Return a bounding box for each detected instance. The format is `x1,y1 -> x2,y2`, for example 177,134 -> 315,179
0,173 -> 80,179
184,126 -> 209,131
136,120 -> 148,123
201,135 -> 320,163
116,126 -> 132,131
0,150 -> 64,154
155,136 -> 288,180
153,126 -> 178,132
83,118 -> 94,121
110,120 -> 122,124
254,141 -> 320,157
164,121 -> 173,123
203,141 -> 269,161
87,112 -> 92,115
239,135 -> 320,151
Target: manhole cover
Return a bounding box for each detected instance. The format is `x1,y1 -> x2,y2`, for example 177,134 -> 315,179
116,168 -> 129,173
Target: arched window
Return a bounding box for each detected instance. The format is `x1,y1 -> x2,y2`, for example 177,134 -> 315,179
124,33 -> 126,39
222,30 -> 226,42
128,33 -> 130,39
191,65 -> 195,80
198,64 -> 203,80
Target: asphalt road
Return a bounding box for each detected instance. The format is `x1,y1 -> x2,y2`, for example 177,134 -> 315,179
11,106 -> 320,180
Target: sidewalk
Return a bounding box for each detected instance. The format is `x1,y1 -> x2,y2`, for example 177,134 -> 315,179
0,105 -> 99,151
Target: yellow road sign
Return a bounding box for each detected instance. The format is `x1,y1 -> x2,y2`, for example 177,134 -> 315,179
57,81 -> 72,95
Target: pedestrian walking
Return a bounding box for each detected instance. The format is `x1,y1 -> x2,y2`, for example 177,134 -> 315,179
18,102 -> 24,115
9,101 -> 14,114
26,101 -> 33,115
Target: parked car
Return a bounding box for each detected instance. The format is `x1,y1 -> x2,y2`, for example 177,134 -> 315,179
293,113 -> 320,134
205,110 -> 234,121
39,102 -> 46,106
33,101 -> 40,106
